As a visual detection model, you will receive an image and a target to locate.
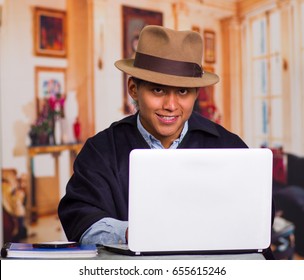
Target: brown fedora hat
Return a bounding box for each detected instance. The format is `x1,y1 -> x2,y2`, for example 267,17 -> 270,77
115,25 -> 219,87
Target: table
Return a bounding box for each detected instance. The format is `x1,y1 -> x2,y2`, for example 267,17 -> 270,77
27,143 -> 82,223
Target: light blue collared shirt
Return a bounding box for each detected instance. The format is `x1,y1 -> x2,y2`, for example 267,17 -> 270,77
137,114 -> 188,149
80,115 -> 188,245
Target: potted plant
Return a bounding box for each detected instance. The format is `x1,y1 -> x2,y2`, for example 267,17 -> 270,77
28,94 -> 65,146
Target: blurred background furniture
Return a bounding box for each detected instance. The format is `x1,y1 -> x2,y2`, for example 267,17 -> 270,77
1,169 -> 28,243
270,147 -> 304,259
271,216 -> 295,259
27,143 -> 82,223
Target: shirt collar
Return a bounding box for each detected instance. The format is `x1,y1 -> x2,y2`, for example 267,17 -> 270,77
137,114 -> 188,149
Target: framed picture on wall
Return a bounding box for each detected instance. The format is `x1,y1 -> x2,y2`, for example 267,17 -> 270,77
192,25 -> 201,33
34,7 -> 67,57
203,30 -> 216,63
122,6 -> 163,114
35,66 -> 66,115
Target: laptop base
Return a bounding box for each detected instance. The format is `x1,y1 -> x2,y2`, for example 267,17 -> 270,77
103,244 -> 273,259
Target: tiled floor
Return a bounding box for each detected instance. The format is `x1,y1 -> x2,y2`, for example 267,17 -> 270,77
21,214 -> 67,243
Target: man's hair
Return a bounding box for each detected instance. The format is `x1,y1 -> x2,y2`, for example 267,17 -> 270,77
131,77 -> 144,87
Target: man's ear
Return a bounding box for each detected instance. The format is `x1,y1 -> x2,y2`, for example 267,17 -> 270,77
127,77 -> 138,101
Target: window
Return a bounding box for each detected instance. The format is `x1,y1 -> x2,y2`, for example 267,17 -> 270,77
250,10 -> 283,148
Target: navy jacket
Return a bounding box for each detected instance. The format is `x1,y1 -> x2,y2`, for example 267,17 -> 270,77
58,112 -> 248,241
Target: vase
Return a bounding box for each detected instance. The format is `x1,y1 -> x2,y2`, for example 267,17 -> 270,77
29,131 -> 38,146
54,118 -> 62,145
73,118 -> 81,143
48,131 -> 55,146
38,132 -> 49,146
60,117 -> 69,144
65,91 -> 79,143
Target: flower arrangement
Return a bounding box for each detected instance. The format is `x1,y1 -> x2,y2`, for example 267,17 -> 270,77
195,87 -> 221,124
29,93 -> 65,146
201,103 -> 221,124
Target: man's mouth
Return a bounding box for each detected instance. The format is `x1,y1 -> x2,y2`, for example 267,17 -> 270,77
156,114 -> 178,123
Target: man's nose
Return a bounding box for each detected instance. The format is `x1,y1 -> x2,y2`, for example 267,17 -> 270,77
163,92 -> 178,111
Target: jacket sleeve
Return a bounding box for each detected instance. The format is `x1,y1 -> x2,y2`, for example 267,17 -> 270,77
58,136 -> 128,241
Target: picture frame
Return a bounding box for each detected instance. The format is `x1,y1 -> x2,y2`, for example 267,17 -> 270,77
33,7 -> 67,57
192,25 -> 201,33
35,66 -> 66,115
204,30 -> 216,63
122,6 -> 163,114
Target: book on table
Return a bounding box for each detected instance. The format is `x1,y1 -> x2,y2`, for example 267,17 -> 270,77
1,242 -> 98,259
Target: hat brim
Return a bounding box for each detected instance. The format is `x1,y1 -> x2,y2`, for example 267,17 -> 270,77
115,59 -> 219,88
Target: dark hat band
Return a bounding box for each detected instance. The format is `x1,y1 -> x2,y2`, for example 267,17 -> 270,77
134,52 -> 203,78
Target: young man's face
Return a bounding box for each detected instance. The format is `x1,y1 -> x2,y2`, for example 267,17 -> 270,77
128,78 -> 198,148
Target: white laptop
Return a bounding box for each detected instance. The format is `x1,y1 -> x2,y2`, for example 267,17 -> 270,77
105,148 -> 273,256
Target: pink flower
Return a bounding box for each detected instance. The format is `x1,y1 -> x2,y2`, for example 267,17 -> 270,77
48,95 -> 56,111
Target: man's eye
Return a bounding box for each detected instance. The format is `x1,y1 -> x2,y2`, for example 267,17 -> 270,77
153,88 -> 165,94
179,89 -> 188,95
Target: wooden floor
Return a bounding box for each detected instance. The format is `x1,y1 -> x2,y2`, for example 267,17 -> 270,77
21,214 -> 67,243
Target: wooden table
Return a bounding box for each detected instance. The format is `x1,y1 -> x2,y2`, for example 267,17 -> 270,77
27,143 -> 82,223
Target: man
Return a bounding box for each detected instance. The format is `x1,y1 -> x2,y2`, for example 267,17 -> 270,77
58,25 -> 248,245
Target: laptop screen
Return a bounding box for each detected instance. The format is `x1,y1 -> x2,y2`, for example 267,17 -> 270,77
128,148 -> 273,254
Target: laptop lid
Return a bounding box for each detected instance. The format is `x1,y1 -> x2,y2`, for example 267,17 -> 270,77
127,148 -> 273,255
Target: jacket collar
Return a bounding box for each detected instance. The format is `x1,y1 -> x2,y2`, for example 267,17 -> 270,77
188,112 -> 220,137
114,111 -> 220,137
